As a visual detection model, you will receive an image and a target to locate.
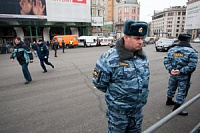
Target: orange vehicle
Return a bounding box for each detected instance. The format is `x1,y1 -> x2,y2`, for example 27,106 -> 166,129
53,35 -> 78,48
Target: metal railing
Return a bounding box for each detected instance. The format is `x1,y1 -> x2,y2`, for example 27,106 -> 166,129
143,93 -> 200,133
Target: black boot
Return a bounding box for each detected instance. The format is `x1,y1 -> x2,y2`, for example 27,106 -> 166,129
172,103 -> 188,116
166,97 -> 175,105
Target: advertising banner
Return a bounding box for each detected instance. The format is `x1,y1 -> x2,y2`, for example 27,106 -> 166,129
185,1 -> 200,29
46,0 -> 91,22
91,17 -> 103,26
0,0 -> 47,20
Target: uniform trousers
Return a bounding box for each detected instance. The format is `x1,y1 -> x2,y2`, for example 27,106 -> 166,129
40,58 -> 53,71
167,74 -> 191,104
106,107 -> 143,133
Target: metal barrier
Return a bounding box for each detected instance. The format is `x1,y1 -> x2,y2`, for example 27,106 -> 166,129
190,122 -> 200,133
143,93 -> 200,133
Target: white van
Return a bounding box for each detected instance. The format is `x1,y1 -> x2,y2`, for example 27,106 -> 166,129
78,36 -> 98,47
99,37 -> 113,46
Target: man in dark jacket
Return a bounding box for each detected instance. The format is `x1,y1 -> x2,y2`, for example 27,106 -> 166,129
36,39 -> 54,73
10,37 -> 33,84
62,40 -> 65,53
52,39 -> 59,57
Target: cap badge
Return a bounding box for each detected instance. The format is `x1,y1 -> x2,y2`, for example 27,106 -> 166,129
139,27 -> 143,33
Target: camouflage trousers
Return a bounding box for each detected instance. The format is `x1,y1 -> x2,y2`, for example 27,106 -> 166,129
106,107 -> 143,133
167,74 -> 191,104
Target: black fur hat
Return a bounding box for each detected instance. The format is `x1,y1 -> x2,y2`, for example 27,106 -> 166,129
178,33 -> 191,42
123,20 -> 148,36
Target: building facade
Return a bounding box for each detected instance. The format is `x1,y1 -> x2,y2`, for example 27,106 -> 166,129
102,0 -> 140,38
151,6 -> 186,38
185,0 -> 200,38
91,0 -> 105,36
0,0 -> 91,46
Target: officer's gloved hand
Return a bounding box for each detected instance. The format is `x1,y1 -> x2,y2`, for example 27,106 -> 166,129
44,56 -> 47,59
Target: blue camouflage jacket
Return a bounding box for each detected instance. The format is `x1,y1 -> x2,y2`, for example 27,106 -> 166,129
93,38 -> 150,111
164,41 -> 198,75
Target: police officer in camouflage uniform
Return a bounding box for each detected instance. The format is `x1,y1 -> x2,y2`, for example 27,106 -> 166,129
164,33 -> 198,116
92,20 -> 150,133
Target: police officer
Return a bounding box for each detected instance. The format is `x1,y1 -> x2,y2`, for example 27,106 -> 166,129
92,20 -> 150,133
36,39 -> 54,73
10,37 -> 33,84
164,33 -> 198,116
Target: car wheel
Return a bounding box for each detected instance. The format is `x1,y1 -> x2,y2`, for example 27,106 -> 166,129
156,48 -> 159,51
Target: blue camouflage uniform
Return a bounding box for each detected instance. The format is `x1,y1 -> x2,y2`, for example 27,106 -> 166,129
164,41 -> 198,105
93,36 -> 150,132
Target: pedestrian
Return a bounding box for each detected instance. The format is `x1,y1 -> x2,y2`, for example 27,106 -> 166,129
69,39 -> 73,47
52,39 -> 59,57
92,20 -> 150,133
62,40 -> 65,53
36,39 -> 54,73
10,37 -> 33,84
164,33 -> 198,116
31,41 -> 37,57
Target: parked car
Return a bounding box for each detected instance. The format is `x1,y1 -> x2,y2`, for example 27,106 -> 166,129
192,37 -> 200,43
155,38 -> 178,52
143,37 -> 157,45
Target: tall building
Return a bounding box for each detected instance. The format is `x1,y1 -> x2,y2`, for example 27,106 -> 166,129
103,0 -> 140,38
185,0 -> 200,38
151,6 -> 186,38
91,0 -> 104,36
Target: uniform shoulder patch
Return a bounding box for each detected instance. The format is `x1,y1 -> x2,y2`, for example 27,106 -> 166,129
93,68 -> 100,78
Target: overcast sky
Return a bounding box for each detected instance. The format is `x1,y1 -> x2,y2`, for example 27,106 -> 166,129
138,0 -> 188,22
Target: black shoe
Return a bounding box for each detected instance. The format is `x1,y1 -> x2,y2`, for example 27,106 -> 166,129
172,103 -> 188,116
166,97 -> 175,105
43,70 -> 47,73
24,80 -> 31,84
178,111 -> 188,116
51,65 -> 54,69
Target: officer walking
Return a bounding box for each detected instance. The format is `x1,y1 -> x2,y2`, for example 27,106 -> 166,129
36,39 -> 54,73
10,37 -> 33,84
164,33 -> 198,116
92,20 -> 150,133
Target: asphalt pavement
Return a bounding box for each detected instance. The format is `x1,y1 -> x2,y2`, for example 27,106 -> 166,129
0,43 -> 199,133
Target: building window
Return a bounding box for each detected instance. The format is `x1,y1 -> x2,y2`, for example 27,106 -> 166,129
177,25 -> 179,27
182,12 -> 186,15
176,29 -> 179,32
178,17 -> 180,20
178,12 -> 181,15
177,21 -> 180,23
124,7 -> 129,13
